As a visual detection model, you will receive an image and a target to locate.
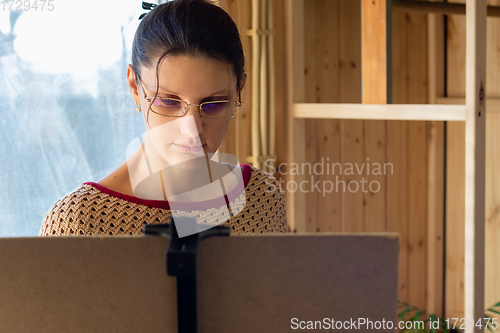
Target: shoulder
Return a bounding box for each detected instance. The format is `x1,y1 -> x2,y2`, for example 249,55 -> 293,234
245,165 -> 283,194
226,165 -> 290,233
39,184 -> 100,236
39,183 -> 170,236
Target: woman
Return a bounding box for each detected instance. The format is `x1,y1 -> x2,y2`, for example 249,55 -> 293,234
39,0 -> 289,236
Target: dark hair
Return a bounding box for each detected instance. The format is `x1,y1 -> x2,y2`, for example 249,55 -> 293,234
132,0 -> 246,102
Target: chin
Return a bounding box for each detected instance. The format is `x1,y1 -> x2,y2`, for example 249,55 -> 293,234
172,156 -> 208,170
161,147 -> 208,171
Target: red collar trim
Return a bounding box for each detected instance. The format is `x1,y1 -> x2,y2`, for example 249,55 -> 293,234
83,164 -> 252,211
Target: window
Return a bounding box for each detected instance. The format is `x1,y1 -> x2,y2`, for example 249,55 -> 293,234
0,0 -> 148,236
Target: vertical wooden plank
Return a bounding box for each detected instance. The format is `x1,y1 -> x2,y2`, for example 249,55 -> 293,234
272,0 -> 287,181
485,0 -> 500,314
303,0 -> 319,232
447,3 -> 466,100
407,10 -> 428,310
427,0 -> 446,316
464,0 -> 486,329
259,0 -> 269,172
238,0 -> 254,166
341,0 -> 364,233
364,119 -> 387,233
361,0 -> 388,104
340,131 -> 364,232
389,9 -> 409,304
361,0 -> 389,233
340,0 -> 362,106
387,121 -> 409,302
428,13 -> 437,105
285,0 -> 306,232
407,121 -> 428,311
316,0 -> 341,233
317,120 -> 342,232
250,0 -> 262,169
427,3 -> 445,103
217,0 -> 253,164
485,109 -> 500,316
446,121 -> 466,318
303,0 -> 343,233
221,0 -> 234,155
406,10 -> 429,102
446,0 -> 466,319
426,120 -> 445,316
303,122 -> 319,231
486,0 -> 500,94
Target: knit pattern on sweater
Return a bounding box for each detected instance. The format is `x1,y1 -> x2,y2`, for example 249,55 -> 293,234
39,166 -> 289,236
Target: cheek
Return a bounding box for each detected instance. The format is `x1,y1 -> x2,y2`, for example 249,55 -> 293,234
143,113 -> 164,131
205,120 -> 231,146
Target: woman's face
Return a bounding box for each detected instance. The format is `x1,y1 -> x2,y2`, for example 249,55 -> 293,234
128,55 -> 238,170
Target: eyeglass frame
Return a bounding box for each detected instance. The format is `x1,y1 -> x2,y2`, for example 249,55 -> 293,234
135,73 -> 242,119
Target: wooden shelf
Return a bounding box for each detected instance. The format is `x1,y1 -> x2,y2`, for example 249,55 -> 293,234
436,97 -> 500,112
293,103 -> 466,121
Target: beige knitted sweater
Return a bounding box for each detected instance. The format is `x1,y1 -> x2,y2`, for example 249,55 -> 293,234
39,164 -> 289,236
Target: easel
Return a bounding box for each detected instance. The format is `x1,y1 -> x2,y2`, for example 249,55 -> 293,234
0,229 -> 399,332
144,217 -> 230,333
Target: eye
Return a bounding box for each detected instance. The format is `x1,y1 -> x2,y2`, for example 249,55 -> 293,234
201,101 -> 228,114
154,97 -> 182,108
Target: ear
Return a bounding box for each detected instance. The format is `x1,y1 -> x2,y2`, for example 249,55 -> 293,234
241,72 -> 247,89
240,71 -> 247,92
127,64 -> 140,104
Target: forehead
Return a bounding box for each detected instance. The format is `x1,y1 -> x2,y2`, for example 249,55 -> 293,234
139,55 -> 236,97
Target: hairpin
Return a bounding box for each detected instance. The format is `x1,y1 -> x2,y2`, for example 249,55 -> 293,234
139,2 -> 157,20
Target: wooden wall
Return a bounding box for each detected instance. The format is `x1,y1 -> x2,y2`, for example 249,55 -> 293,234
298,0 -> 433,311
218,0 -> 500,316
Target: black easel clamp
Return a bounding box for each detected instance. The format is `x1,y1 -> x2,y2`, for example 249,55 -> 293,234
143,216 -> 230,333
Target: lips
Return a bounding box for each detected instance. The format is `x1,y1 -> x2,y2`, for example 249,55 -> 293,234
173,143 -> 206,152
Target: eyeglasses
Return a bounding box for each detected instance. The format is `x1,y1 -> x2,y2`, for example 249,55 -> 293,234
136,74 -> 241,119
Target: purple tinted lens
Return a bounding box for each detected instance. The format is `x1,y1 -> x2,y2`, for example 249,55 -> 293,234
202,102 -> 226,114
155,98 -> 182,108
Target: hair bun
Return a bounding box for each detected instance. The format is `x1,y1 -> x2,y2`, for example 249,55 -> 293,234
139,2 -> 157,20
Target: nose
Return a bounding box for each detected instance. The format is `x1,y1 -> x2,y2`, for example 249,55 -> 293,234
179,105 -> 204,137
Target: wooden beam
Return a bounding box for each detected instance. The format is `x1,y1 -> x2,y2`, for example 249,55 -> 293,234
406,8 -> 430,309
393,0 -> 500,18
340,0 -> 364,235
436,97 -> 500,112
484,0 -> 500,313
426,121 -> 445,315
251,0 -> 261,169
426,1 -> 445,316
303,0 -> 319,233
285,0 -> 306,233
361,0 -> 390,238
427,5 -> 445,105
390,6 -> 410,305
293,103 -> 466,121
362,0 -> 391,104
464,0 -> 486,331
